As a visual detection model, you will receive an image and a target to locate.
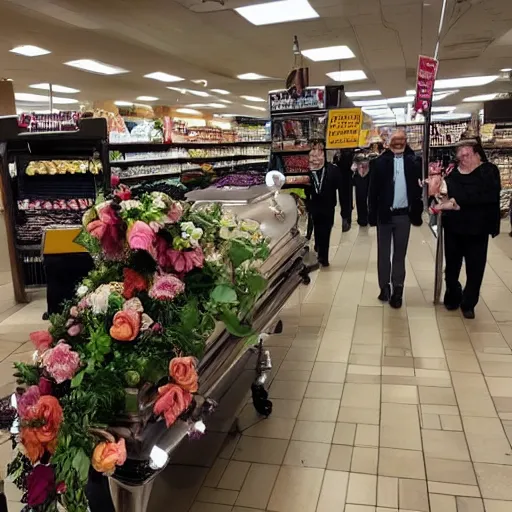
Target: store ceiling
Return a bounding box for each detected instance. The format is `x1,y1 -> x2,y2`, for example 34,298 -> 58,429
1,0 -> 511,119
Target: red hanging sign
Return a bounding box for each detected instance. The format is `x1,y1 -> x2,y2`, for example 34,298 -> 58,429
414,55 -> 439,113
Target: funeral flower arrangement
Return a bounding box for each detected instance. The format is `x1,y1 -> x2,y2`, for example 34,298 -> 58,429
6,178 -> 269,512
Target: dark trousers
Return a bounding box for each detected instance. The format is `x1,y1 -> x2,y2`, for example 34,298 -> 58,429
444,230 -> 489,309
313,208 -> 335,262
377,215 -> 411,289
354,174 -> 369,226
340,167 -> 353,222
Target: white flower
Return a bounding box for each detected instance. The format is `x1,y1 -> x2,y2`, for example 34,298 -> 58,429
220,214 -> 237,228
180,221 -> 195,234
140,313 -> 154,331
121,200 -> 142,211
152,196 -> 166,209
219,227 -> 232,240
76,285 -> 89,297
232,229 -> 251,240
89,285 -> 111,315
191,227 -> 203,240
206,251 -> 222,264
240,219 -> 260,233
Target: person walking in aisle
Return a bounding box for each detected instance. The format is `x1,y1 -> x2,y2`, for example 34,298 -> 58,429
441,140 -> 501,319
334,150 -> 355,232
369,130 -> 423,308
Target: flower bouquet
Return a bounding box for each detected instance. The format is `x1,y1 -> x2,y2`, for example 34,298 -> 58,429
5,178 -> 271,512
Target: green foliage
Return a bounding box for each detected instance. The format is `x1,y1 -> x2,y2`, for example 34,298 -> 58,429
13,362 -> 40,386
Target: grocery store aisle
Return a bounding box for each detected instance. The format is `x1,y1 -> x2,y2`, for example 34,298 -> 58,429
188,217 -> 512,512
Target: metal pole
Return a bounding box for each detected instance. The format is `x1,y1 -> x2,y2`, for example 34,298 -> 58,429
49,83 -> 53,112
422,110 -> 431,209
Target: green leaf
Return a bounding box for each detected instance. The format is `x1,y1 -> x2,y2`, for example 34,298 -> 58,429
71,371 -> 85,389
221,309 -> 253,338
228,239 -> 253,268
13,362 -> 40,385
246,273 -> 267,295
211,284 -> 238,304
72,449 -> 90,483
180,299 -> 200,331
74,230 -> 101,254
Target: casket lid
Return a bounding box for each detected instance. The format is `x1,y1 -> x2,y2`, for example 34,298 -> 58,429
186,184 -> 273,205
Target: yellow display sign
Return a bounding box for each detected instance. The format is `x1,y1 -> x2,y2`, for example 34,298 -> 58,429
42,227 -> 87,255
326,108 -> 363,149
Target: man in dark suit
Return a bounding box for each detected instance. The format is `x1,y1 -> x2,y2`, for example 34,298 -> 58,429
368,130 -> 423,308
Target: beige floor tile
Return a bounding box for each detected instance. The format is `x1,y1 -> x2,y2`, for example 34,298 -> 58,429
347,364 -> 381,376
190,503 -> 233,512
349,354 -> 382,366
285,347 -> 318,362
351,446 -> 378,474
304,382 -> 344,399
233,436 -> 288,464
274,368 -> 312,382
381,384 -> 418,404
269,399 -> 302,419
380,403 -> 422,451
291,421 -> 335,444
429,493 -> 457,512
421,404 -> 459,416
377,476 -> 398,508
421,413 -> 441,429
344,505 -> 376,512
355,424 -> 379,447
398,478 -> 429,512
327,444 -> 353,471
341,383 -> 381,409
474,462 -> 512,500
283,440 -> 330,468
440,415 -> 463,431
378,448 -> 425,479
418,386 -> 457,405
316,470 -> 349,512
267,466 -> 324,512
243,417 -> 295,440
428,481 -> 481,497
445,350 -> 481,373
269,380 -> 308,400
196,487 -> 239,506
480,360 -> 512,377
298,398 -> 340,422
235,463 -> 280,509
483,499 -> 512,511
486,377 -> 512,397
338,406 -> 380,424
456,496 -> 484,512
421,429 -> 470,461
346,473 -> 377,506
204,458 -> 229,487
310,361 -> 347,383
333,422 -> 357,445
233,508 -> 265,512
451,372 -> 497,417
218,461 -> 251,491
414,357 -> 448,370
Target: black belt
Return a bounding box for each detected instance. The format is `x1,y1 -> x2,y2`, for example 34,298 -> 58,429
390,207 -> 409,216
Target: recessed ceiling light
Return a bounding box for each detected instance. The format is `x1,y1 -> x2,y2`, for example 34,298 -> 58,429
431,106 -> 456,112
14,93 -> 78,104
463,93 -> 499,102
114,101 -> 133,106
30,83 -> 80,93
167,87 -> 210,97
136,96 -> 159,101
326,70 -> 367,82
211,89 -> 230,95
240,95 -> 266,102
501,68 -> 512,72
243,104 -> 267,111
176,108 -> 202,115
345,90 -> 382,98
435,75 -> 498,89
301,45 -> 355,62
235,0 -> 319,26
145,71 -> 184,82
218,99 -> 233,104
237,73 -> 270,80
10,45 -> 50,57
66,59 -> 128,75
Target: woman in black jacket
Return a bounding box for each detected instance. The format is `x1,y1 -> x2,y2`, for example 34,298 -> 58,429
442,140 -> 501,319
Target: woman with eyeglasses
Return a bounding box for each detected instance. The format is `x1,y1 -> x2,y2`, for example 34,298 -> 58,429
441,139 -> 501,319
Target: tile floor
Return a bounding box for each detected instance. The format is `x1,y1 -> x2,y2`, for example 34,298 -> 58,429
0,215 -> 512,511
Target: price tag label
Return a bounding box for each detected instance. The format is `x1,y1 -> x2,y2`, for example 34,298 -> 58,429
326,108 -> 363,149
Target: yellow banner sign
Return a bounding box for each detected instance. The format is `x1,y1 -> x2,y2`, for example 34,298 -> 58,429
43,228 -> 87,255
326,108 -> 363,149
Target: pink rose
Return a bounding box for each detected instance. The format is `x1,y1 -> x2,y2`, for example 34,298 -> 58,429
127,221 -> 155,253
111,175 -> 120,187
97,203 -> 118,226
42,343 -> 81,384
168,247 -> 204,274
153,383 -> 192,427
86,220 -> 107,240
29,331 -> 53,352
148,273 -> 185,301
149,220 -> 164,233
115,185 -> 132,201
67,324 -> 82,337
166,202 -> 183,224
17,386 -> 41,419
69,306 -> 79,318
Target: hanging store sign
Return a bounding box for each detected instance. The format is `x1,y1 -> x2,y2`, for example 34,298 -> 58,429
414,55 -> 439,113
326,107 -> 363,149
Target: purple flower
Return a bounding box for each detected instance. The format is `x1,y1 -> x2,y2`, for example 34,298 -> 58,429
27,464 -> 55,506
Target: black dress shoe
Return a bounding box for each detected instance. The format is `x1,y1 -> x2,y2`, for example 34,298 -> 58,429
444,284 -> 462,311
462,308 -> 475,319
378,285 -> 391,302
342,219 -> 351,232
318,258 -> 330,267
389,286 -> 404,309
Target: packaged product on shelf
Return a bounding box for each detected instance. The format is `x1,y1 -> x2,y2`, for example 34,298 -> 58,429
25,160 -> 102,176
214,171 -> 265,188
283,155 -> 309,174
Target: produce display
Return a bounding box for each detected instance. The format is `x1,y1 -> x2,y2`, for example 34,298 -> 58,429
214,171 -> 265,188
5,178 -> 270,512
17,199 -> 94,211
25,160 -> 102,176
283,154 -> 309,174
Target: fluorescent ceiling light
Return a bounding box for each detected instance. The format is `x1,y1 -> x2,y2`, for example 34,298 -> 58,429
211,89 -> 230,95
30,83 -> 79,93
406,89 -> 416,96
432,90 -> 459,101
176,108 -> 201,115
501,68 -> 512,72
354,99 -> 388,107
435,75 -> 498,89
387,96 -> 415,105
10,45 -> 50,57
167,87 -> 210,97
235,0 -> 319,26
346,90 -> 381,98
136,96 -> 159,101
431,106 -> 456,112
145,71 -> 184,82
326,70 -> 367,82
66,59 -> 128,75
301,45 -> 354,62
240,95 -> 266,102
114,101 -> 133,106
218,99 -> 233,104
243,104 -> 267,111
207,103 -> 228,108
463,93 -> 499,102
15,93 -> 78,104
432,113 -> 471,121
185,103 -> 226,108
237,73 -> 269,80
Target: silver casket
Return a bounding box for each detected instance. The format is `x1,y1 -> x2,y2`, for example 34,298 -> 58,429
107,184 -> 310,512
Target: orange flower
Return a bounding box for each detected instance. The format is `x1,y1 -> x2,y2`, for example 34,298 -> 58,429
109,310 -> 141,342
92,438 -> 127,475
153,383 -> 192,428
21,428 -> 45,463
169,357 -> 199,393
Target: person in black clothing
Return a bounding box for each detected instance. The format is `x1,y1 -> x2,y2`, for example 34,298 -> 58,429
369,131 -> 423,308
308,143 -> 351,267
441,140 -> 501,319
334,150 -> 355,231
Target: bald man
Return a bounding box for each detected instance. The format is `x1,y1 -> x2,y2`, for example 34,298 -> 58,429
368,130 -> 423,308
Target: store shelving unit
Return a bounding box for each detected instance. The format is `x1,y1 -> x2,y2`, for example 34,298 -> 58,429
0,117 -> 109,300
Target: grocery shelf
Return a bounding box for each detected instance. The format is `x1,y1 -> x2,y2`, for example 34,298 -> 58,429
109,141 -> 271,152
111,154 -> 270,167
